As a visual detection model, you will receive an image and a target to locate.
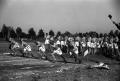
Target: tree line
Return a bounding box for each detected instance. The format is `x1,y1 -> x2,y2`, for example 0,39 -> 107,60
0,24 -> 120,40
0,24 -> 54,40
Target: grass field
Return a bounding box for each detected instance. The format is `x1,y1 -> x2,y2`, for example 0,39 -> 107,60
0,41 -> 120,81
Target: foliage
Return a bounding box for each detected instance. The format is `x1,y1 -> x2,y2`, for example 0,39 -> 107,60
64,31 -> 71,37
9,27 -> 17,38
1,24 -> 8,39
49,30 -> 55,37
0,24 -> 120,40
28,28 -> 36,39
16,27 -> 22,39
37,29 -> 45,38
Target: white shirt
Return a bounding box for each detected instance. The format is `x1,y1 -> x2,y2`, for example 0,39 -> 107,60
87,42 -> 91,47
61,41 -> 65,46
97,43 -> 101,48
45,39 -> 49,44
74,46 -> 79,54
91,43 -> 96,48
81,42 -> 86,47
114,43 -> 118,49
39,45 -> 46,52
108,43 -> 114,48
53,48 -> 62,55
75,41 -> 79,47
56,40 -> 61,45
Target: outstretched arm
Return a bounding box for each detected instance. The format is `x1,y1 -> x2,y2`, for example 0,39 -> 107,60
108,14 -> 120,30
112,21 -> 120,30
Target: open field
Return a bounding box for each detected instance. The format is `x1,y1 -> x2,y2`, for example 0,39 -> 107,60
0,42 -> 120,81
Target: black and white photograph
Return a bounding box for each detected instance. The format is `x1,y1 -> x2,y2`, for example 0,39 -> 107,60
0,0 -> 120,81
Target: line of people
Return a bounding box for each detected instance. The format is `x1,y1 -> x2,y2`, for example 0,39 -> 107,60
36,35 -> 120,62
9,34 -> 120,64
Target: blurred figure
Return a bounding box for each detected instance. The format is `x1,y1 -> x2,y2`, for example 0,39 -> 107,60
9,38 -> 20,56
21,39 -> 32,57
51,45 -> 67,63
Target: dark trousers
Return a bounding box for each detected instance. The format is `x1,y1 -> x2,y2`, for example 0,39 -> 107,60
60,54 -> 67,63
71,52 -> 81,64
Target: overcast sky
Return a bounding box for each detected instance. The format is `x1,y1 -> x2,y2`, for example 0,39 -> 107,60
0,0 -> 120,34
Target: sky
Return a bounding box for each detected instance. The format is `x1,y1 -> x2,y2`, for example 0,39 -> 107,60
0,0 -> 120,34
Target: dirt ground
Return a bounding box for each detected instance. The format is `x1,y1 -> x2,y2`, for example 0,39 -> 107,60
0,42 -> 120,81
0,53 -> 120,81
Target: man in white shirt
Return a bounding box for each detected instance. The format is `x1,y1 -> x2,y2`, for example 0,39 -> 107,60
21,40 -> 33,57
45,37 -> 51,53
9,39 -> 20,56
38,44 -> 48,60
51,45 -> 67,63
71,45 -> 82,64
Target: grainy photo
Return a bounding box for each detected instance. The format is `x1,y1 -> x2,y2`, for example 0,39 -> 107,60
0,0 -> 120,81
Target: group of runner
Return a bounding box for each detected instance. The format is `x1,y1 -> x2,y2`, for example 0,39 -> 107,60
9,33 -> 120,63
